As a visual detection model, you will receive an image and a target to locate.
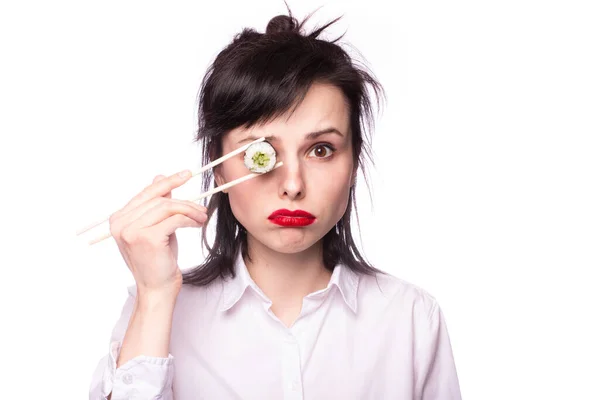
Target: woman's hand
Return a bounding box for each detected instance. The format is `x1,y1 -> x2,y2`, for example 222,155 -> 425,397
108,170 -> 207,298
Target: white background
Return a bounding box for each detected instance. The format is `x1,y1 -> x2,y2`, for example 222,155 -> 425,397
1,0 -> 598,398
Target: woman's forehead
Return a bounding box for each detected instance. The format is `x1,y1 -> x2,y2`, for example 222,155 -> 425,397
229,84 -> 350,142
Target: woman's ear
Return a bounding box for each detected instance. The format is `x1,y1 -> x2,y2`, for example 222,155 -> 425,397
214,167 -> 228,193
209,141 -> 229,193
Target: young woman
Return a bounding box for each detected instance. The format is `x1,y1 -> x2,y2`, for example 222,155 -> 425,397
89,10 -> 462,400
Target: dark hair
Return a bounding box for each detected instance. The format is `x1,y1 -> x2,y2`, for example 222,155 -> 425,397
182,6 -> 385,286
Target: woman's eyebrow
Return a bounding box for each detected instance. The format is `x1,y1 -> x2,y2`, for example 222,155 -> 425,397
237,127 -> 343,144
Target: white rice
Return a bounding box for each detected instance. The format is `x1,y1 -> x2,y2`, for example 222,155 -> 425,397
244,141 -> 277,173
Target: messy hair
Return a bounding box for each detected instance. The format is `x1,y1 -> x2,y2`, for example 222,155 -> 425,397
183,7 -> 385,286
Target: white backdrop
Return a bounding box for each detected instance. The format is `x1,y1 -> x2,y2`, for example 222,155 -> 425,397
1,0 -> 599,398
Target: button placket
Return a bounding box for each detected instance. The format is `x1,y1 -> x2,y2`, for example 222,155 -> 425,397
281,332 -> 303,400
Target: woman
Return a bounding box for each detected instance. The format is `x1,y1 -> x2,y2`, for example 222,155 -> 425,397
89,9 -> 462,400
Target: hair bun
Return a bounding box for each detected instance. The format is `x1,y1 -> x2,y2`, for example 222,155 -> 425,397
266,15 -> 300,34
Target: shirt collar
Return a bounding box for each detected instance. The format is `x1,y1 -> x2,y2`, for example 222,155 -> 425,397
220,250 -> 360,313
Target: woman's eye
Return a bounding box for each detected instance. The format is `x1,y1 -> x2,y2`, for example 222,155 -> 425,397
308,144 -> 334,159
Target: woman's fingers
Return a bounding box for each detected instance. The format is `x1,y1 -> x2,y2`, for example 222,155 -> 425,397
111,197 -> 205,234
110,170 -> 192,222
143,213 -> 205,243
119,200 -> 207,244
152,175 -> 174,199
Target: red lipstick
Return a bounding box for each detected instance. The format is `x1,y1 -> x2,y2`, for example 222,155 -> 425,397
268,209 -> 316,227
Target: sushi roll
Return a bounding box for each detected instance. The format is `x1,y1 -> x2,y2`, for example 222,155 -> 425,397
244,141 -> 277,173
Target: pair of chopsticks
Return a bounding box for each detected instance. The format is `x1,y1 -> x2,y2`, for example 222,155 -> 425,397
77,137 -> 283,245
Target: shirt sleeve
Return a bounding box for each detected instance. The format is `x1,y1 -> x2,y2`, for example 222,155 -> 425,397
415,298 -> 462,400
88,285 -> 175,400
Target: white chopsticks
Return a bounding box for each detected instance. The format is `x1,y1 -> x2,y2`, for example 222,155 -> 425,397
77,137 -> 282,245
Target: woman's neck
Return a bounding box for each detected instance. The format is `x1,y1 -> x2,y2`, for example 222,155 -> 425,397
243,235 -> 333,313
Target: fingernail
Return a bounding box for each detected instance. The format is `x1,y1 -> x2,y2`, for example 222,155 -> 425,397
179,170 -> 191,179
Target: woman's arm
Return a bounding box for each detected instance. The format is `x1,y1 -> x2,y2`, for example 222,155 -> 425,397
89,171 -> 204,398
116,289 -> 177,367
89,286 -> 176,400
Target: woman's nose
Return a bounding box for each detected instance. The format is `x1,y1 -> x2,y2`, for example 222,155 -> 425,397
277,158 -> 305,201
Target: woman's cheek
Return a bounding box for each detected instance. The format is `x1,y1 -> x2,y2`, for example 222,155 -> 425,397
228,190 -> 253,225
230,181 -> 268,221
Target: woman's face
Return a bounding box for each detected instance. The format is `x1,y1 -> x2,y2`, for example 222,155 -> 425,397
215,83 -> 356,254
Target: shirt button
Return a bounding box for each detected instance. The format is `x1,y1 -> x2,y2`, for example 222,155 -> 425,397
291,380 -> 300,391
122,373 -> 133,385
285,333 -> 296,344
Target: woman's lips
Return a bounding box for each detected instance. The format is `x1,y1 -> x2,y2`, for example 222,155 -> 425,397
268,209 -> 316,227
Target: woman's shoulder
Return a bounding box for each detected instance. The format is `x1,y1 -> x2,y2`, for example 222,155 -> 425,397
356,268 -> 440,316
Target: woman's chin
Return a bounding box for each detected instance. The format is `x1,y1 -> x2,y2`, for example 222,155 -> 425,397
266,230 -> 320,254
247,228 -> 324,254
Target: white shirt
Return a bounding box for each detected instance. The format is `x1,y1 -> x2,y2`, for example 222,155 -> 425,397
89,251 -> 462,399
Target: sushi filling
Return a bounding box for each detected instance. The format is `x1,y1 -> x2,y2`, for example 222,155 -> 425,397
252,152 -> 270,167
244,141 -> 277,173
